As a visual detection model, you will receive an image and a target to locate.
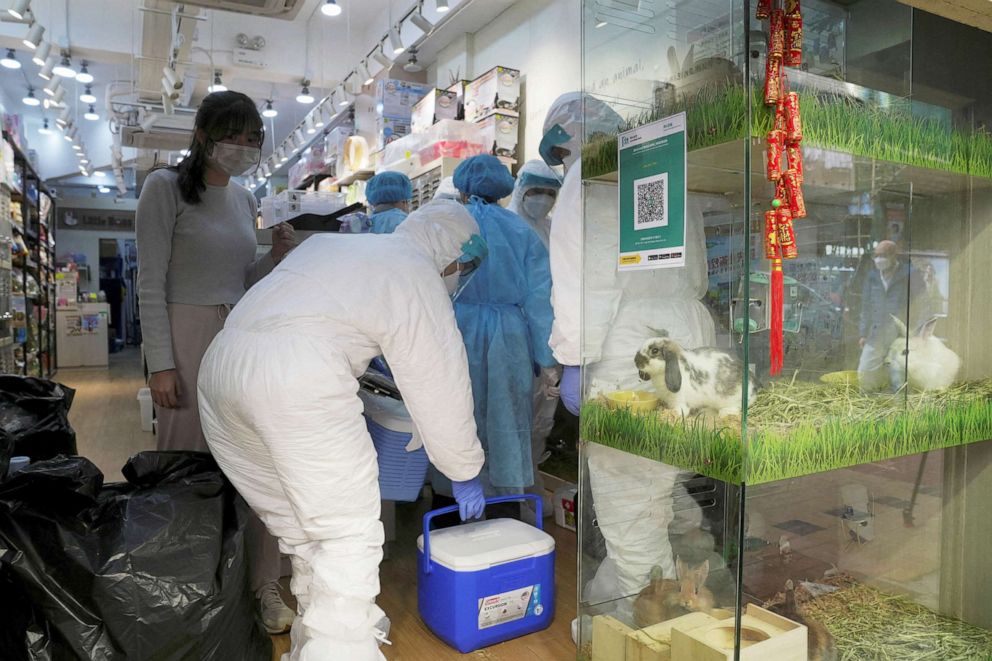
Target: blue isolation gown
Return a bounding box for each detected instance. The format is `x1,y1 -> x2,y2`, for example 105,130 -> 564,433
369,208 -> 408,234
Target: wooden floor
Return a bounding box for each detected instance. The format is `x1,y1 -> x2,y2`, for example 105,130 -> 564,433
57,348 -> 578,661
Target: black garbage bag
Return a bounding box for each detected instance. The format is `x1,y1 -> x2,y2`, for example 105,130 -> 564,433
0,376 -> 77,476
0,451 -> 272,661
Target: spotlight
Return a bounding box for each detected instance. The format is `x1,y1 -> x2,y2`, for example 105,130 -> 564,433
296,80 -> 314,104
388,25 -> 405,55
22,21 -> 43,50
37,54 -> 54,80
84,105 -> 98,121
38,118 -> 51,134
436,0 -> 449,12
7,0 -> 30,20
278,146 -> 288,163
410,11 -> 433,33
162,66 -> 181,90
261,99 -> 277,118
31,40 -> 49,66
42,76 -> 59,96
79,157 -> 89,165
314,103 -> 326,128
53,53 -> 75,77
56,108 -> 69,127
21,87 -> 39,106
162,77 -> 179,100
79,85 -> 96,104
1,49 -> 21,69
359,60 -> 374,86
336,85 -> 349,107
305,114 -> 316,135
293,127 -> 305,151
94,170 -> 106,177
50,85 -> 64,106
75,150 -> 86,159
75,61 -> 93,84
98,185 -> 110,193
72,141 -> 81,151
320,0 -> 341,17
372,46 -> 392,69
208,71 -> 226,93
162,91 -> 174,115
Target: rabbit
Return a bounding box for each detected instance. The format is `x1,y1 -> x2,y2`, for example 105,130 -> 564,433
633,565 -> 686,628
886,315 -> 960,391
635,334 -> 755,417
675,557 -> 715,614
768,580 -> 838,661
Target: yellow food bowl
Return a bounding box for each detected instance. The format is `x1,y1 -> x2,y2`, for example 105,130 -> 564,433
605,390 -> 659,412
820,370 -> 860,386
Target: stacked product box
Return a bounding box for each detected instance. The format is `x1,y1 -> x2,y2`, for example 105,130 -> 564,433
445,80 -> 470,120
411,89 -> 460,134
355,79 -> 433,152
465,67 -> 521,162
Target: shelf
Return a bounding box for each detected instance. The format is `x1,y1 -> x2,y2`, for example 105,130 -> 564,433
334,169 -> 376,188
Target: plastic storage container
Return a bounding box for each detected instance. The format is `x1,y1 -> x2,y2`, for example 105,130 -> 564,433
359,390 -> 429,502
137,387 -> 153,432
417,495 -> 555,653
553,483 -> 577,531
380,119 -> 486,171
259,190 -> 348,229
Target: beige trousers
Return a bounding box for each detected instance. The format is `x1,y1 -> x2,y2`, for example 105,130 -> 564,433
154,303 -> 282,591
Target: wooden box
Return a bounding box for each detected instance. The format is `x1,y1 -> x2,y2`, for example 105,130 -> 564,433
670,605 -> 807,661
592,615 -> 635,661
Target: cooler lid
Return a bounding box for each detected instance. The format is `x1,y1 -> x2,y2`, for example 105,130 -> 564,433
417,518 -> 555,572
359,390 -> 413,433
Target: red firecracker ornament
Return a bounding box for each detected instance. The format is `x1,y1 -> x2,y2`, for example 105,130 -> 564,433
765,210 -> 780,260
785,169 -> 806,218
787,143 -> 804,184
777,208 -> 798,259
764,57 -> 783,106
784,92 -> 803,143
785,14 -> 803,67
767,130 -> 785,182
757,0 -> 772,19
769,10 -> 786,60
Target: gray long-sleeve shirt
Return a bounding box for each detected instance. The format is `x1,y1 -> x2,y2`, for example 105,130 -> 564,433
136,168 -> 274,373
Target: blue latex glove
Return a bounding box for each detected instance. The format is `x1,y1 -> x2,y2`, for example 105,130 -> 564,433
451,477 -> 486,521
560,365 -> 581,415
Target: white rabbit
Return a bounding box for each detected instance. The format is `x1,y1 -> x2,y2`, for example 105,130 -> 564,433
887,315 -> 960,391
635,333 -> 755,417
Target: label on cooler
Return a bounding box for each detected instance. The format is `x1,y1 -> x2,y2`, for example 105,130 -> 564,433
477,583 -> 543,629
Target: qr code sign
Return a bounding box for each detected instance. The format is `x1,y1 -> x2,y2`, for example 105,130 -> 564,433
634,172 -> 668,231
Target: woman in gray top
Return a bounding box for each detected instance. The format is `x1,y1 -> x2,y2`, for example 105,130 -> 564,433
136,90 -> 296,633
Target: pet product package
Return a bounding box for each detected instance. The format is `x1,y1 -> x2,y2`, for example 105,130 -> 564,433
464,67 -> 520,122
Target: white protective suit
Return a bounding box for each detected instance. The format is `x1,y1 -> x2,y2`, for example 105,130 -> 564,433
544,94 -> 713,611
197,200 -> 486,661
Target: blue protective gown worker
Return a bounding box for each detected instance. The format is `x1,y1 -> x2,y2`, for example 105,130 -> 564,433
452,155 -> 556,490
365,171 -> 412,234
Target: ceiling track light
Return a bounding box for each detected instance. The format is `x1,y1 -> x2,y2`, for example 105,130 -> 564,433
436,0 -> 449,13
31,40 -> 49,66
50,85 -> 64,105
208,71 -> 226,93
304,114 -> 316,135
21,87 -> 38,106
293,127 -> 305,150
162,92 -> 175,115
65,126 -> 77,142
296,79 -> 314,104
84,105 -> 98,121
42,76 -> 59,96
162,66 -> 181,90
162,77 -> 180,100
75,61 -> 93,84
56,107 -> 70,126
80,85 -> 96,104
38,54 -> 54,80
335,84 -> 349,107
22,21 -> 43,50
388,25 -> 405,55
52,52 -> 75,77
1,49 -> 21,69
372,46 -> 392,69
314,102 -> 327,128
261,99 -> 277,118
320,0 -> 341,17
410,10 -> 433,33
8,0 -> 30,20
359,60 -> 374,86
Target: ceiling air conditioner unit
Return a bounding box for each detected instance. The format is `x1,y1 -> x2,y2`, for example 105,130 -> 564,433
121,113 -> 196,151
170,0 -> 304,20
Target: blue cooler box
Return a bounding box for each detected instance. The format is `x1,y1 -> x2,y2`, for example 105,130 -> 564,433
359,390 -> 429,502
417,495 -> 556,653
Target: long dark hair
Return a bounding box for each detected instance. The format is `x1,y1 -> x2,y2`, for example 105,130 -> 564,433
173,91 -> 264,205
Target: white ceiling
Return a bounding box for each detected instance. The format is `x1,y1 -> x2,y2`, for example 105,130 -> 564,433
0,0 -> 451,192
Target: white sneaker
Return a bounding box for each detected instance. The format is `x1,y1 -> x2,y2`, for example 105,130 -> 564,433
257,581 -> 295,634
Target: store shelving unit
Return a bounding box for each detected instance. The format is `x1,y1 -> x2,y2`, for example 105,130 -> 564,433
4,132 -> 55,377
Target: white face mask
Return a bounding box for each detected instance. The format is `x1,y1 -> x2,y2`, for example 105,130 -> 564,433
874,256 -> 894,272
522,193 -> 556,221
208,142 -> 260,177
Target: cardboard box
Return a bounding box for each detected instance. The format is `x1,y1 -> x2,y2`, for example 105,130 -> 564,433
375,115 -> 411,151
476,112 -> 519,160
373,79 -> 432,117
411,89 -> 460,134
464,66 -> 520,122
446,80 -> 470,120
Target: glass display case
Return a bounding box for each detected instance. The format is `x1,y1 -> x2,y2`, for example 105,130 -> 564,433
576,0 -> 992,658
